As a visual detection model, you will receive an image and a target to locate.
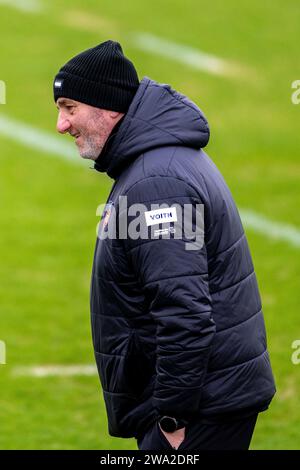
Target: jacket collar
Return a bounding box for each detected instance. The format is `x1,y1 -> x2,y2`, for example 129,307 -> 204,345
93,115 -> 125,177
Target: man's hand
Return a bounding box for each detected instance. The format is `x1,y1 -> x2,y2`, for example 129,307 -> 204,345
158,424 -> 186,450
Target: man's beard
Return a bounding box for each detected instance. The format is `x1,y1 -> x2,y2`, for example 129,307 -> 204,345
77,134 -> 104,161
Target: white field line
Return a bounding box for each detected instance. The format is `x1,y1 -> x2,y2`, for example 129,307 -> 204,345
131,33 -> 232,77
0,0 -> 42,12
1,4 -> 243,78
1,113 -> 300,249
12,365 -> 98,377
0,114 -> 84,166
0,0 -> 234,78
240,209 -> 300,248
60,12 -> 237,78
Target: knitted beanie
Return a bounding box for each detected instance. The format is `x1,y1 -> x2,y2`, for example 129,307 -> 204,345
53,40 -> 139,112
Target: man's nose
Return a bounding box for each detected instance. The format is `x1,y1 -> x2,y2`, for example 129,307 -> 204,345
56,113 -> 71,134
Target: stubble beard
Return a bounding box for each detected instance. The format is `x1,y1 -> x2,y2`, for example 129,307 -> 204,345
77,134 -> 105,161
77,109 -> 111,161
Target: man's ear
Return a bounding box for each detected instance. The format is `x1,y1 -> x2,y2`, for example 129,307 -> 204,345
108,111 -> 125,120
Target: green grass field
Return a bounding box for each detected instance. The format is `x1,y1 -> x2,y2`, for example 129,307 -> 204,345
0,0 -> 300,450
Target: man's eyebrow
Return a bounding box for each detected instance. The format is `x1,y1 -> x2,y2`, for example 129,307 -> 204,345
56,99 -> 76,108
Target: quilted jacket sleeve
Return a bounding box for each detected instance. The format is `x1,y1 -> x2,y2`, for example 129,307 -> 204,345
122,175 -> 216,422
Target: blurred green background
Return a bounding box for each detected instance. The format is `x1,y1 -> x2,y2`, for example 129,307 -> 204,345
0,0 -> 299,450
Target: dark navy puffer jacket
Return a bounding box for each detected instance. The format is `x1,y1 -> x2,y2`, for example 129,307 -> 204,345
90,76 -> 276,439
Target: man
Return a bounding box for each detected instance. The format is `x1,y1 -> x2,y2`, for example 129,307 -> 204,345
54,40 -> 276,450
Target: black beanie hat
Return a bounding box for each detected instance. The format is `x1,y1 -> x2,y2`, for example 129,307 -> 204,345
53,40 -> 139,112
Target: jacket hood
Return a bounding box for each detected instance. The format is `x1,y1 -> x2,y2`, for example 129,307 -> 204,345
94,76 -> 210,179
